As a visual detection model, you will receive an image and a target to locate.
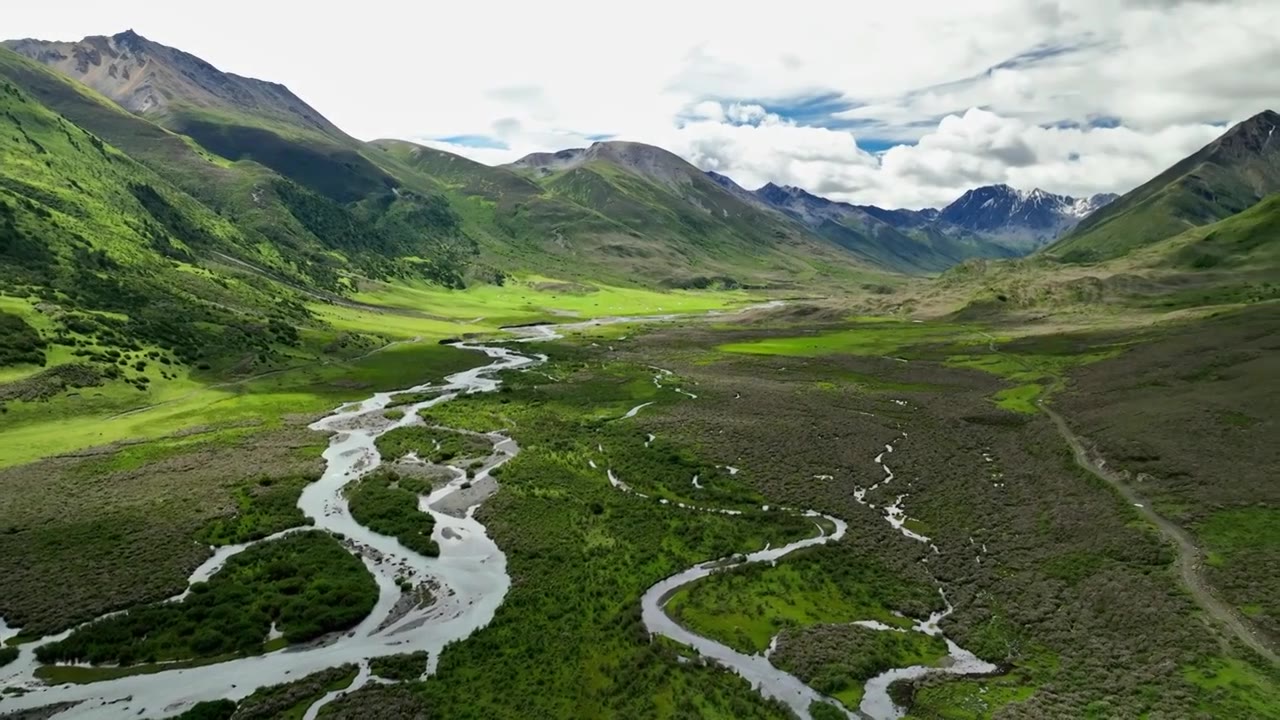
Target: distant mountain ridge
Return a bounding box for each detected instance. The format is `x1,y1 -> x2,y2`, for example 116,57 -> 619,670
714,175 -> 1119,267
3,28 -> 1272,288
938,185 -> 1118,237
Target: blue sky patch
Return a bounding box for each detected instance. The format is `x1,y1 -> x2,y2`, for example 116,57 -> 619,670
857,138 -> 904,153
436,134 -> 510,150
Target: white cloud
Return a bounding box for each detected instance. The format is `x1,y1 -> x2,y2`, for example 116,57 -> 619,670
6,0 -> 1276,208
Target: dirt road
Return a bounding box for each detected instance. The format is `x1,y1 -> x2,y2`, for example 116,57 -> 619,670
1042,402 -> 1278,664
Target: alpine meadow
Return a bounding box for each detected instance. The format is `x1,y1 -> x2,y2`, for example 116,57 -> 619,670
0,5 -> 1277,720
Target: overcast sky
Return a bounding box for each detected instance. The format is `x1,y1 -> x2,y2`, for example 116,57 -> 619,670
7,0 -> 1278,208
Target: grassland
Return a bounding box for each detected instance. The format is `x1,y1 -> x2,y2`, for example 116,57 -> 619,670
370,651 -> 430,681
0,421 -> 327,637
351,276 -> 756,325
0,301 -> 476,467
717,316 -> 1123,415
0,281 -> 759,467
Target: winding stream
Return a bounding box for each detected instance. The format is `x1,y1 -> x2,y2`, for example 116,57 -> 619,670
0,301 -> 993,720
0,343 -> 533,719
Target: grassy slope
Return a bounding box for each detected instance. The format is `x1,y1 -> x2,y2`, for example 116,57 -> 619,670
0,57 -> 770,465
0,48 -> 480,292
0,70 -> 481,462
535,156 -> 879,287
6,41 -> 892,289
919,188 -> 1280,321
1139,191 -> 1280,271
1049,111 -> 1280,262
0,48 -> 332,288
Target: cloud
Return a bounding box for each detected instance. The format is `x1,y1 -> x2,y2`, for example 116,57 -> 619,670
8,0 -> 1274,208
665,107 -> 1226,208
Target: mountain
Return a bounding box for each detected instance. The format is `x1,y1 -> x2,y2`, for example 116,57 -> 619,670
1049,110 -> 1280,261
853,204 -> 939,229
938,184 -> 1118,248
4,31 -> 347,140
0,45 -> 480,293
742,181 -> 1015,273
0,65 -> 320,379
1,31 -> 900,298
500,140 -> 887,285
935,115 -> 1280,318
4,31 -> 396,204
732,172 -> 1117,268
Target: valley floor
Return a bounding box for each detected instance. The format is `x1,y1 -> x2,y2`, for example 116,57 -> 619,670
0,293 -> 1276,720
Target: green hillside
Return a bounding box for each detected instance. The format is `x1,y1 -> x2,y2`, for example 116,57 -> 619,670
1049,110 -> 1280,262
0,72 -> 336,412
1153,192 -> 1280,271
0,49 -> 476,292
510,142 -> 888,287
1,33 -> 894,289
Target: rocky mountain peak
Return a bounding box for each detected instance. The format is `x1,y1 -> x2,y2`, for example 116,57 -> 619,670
111,29 -> 146,52
3,30 -> 347,140
1212,109 -> 1280,158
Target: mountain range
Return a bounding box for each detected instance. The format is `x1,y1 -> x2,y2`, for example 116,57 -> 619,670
0,29 -> 1276,306
708,176 -> 1120,272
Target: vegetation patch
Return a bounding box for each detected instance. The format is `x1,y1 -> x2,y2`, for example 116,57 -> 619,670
34,654 -> 231,685
375,425 -> 492,464
0,309 -> 45,367
34,531 -> 376,665
993,383 -> 1042,414
347,470 -> 440,556
665,546 -> 939,654
772,623 -> 949,709
901,672 -> 1039,719
1182,656 -> 1280,720
0,423 -> 327,637
370,650 -> 430,681
195,472 -> 319,546
1197,507 -> 1280,634
234,664 -> 358,720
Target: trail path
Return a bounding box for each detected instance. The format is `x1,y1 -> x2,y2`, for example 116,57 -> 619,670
974,331 -> 1276,663
1042,403 -> 1278,664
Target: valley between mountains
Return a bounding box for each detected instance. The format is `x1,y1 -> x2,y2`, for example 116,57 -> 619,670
0,28 -> 1277,720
